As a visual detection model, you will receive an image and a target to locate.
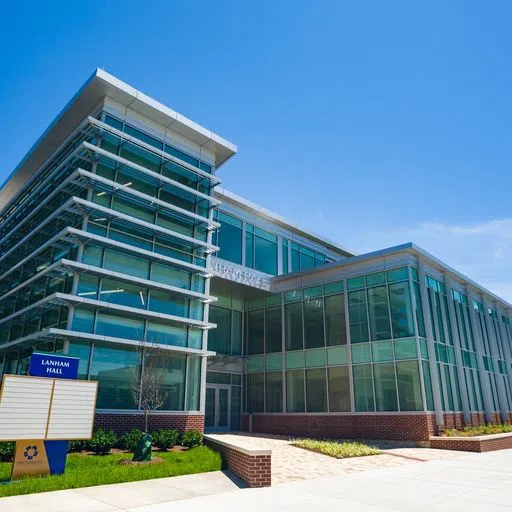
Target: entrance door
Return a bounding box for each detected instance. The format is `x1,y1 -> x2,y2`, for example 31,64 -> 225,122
205,385 -> 231,432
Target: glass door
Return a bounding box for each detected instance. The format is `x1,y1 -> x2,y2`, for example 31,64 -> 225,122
205,385 -> 231,432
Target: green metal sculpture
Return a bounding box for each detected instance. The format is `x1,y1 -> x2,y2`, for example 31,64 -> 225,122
132,433 -> 153,462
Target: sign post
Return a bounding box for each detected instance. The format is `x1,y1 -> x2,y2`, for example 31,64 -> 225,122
25,353 -> 80,476
0,352 -> 97,481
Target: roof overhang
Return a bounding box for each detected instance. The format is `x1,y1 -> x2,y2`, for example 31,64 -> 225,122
214,187 -> 355,258
273,242 -> 512,310
0,68 -> 237,211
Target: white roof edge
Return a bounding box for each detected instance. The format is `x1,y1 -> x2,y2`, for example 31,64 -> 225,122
94,69 -> 237,155
215,187 -> 356,258
0,68 -> 237,212
274,241 -> 512,310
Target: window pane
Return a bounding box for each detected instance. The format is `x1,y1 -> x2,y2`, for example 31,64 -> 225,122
367,286 -> 392,340
304,297 -> 325,348
422,360 -> 435,410
353,364 -> 374,411
286,370 -> 305,412
325,294 -> 347,346
66,341 -> 91,380
82,245 -> 103,267
149,290 -> 187,317
397,361 -> 423,411
285,302 -> 303,351
247,310 -> 264,354
265,372 -> 282,412
232,311 -> 243,355
151,263 -> 190,289
413,282 -> 426,337
91,343 -> 140,409
265,307 -> 282,353
71,308 -> 95,333
209,306 -> 231,354
146,321 -> 187,348
374,363 -> 398,411
328,366 -> 350,412
100,279 -> 147,309
104,250 -> 150,279
348,290 -> 369,343
306,368 -> 327,412
186,355 -> 201,411
248,373 -> 264,412
96,312 -> 144,340
254,235 -> 277,275
389,282 -> 415,338
147,351 -> 186,411
217,215 -> 242,264
77,274 -> 99,299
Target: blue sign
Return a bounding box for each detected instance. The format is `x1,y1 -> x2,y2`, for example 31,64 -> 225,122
29,353 -> 79,380
29,353 -> 80,475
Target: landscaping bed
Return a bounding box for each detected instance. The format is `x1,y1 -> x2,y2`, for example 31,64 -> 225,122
443,423 -> 512,437
0,446 -> 221,497
291,439 -> 380,458
430,425 -> 512,452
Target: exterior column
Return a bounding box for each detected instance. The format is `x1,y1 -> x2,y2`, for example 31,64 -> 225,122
466,288 -> 494,422
443,277 -> 471,424
417,260 -> 444,430
409,268 -> 428,413
344,279 -> 355,412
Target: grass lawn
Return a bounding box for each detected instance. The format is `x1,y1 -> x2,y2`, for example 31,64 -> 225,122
0,446 -> 221,498
445,423 -> 512,437
291,439 -> 380,458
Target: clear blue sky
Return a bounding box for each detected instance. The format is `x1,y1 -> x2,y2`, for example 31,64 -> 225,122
2,1 -> 512,299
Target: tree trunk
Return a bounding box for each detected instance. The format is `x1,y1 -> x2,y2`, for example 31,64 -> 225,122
145,411 -> 149,433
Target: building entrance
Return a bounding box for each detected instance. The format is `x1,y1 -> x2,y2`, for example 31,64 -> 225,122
205,385 -> 231,432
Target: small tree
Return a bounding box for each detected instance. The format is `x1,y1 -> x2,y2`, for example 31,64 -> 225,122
131,340 -> 169,432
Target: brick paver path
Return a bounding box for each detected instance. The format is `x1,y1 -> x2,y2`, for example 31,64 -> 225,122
210,433 -> 470,484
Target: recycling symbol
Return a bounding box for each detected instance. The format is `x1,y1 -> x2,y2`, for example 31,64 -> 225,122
23,445 -> 38,460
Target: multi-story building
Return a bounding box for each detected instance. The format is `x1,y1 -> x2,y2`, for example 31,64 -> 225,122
1,69 -> 511,441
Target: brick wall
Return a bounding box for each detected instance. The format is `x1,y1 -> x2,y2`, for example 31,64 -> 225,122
94,412 -> 204,435
430,433 -> 512,452
204,436 -> 271,487
470,413 -> 486,426
244,414 -> 436,441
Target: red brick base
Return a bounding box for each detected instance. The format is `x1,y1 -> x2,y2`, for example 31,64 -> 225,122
204,436 -> 271,487
94,412 -> 204,435
430,433 -> 512,452
243,414 -> 436,441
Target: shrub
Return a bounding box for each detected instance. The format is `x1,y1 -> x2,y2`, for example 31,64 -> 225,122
152,429 -> 180,451
181,429 -> 203,448
68,440 -> 87,453
291,439 -> 380,458
88,429 -> 118,454
120,429 -> 144,452
445,423 -> 512,437
0,442 -> 15,462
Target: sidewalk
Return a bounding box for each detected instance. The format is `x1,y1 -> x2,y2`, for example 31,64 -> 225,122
1,449 -> 511,511
127,448 -> 512,512
0,471 -> 245,512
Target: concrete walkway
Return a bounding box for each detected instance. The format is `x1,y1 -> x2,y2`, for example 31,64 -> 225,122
207,432 -> 470,484
128,448 -> 512,511
0,471 -> 245,512
1,448 -> 510,511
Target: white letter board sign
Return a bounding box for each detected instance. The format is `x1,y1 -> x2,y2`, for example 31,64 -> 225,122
0,375 -> 98,441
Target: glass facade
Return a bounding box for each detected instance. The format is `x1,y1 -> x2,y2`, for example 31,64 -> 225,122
2,72 -> 512,437
246,265 -> 512,418
0,109 -> 216,414
213,210 -> 336,276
